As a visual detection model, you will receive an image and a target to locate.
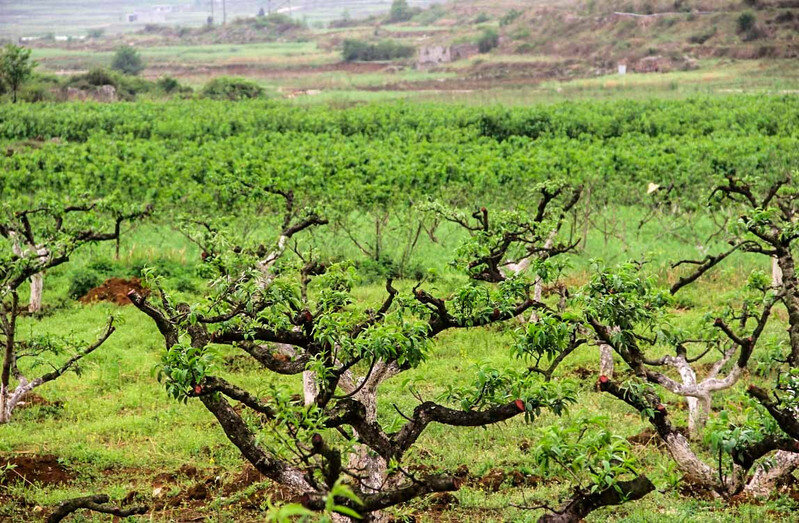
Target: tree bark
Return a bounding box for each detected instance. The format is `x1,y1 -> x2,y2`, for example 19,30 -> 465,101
538,475 -> 654,522
0,294 -> 18,424
599,343 -> 614,379
773,256 -> 783,287
46,494 -> 147,523
302,370 -> 318,406
776,252 -> 799,365
28,272 -> 44,313
743,450 -> 799,497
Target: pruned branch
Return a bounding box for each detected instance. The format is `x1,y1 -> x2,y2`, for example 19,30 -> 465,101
538,475 -> 654,523
46,494 -> 147,523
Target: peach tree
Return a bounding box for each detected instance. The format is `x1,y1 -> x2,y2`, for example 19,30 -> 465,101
129,198 -> 579,518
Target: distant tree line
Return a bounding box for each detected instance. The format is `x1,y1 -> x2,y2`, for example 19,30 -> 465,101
342,39 -> 415,62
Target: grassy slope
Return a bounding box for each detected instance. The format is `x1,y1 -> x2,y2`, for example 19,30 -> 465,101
21,0 -> 798,104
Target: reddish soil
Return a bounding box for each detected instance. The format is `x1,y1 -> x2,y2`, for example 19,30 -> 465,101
147,60 -> 390,79
476,468 -> 506,492
79,277 -> 149,306
0,454 -> 74,485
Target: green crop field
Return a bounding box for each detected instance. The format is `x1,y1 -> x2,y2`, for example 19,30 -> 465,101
1,95 -> 799,522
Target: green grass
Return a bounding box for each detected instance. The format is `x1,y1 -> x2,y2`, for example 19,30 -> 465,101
32,42 -> 332,71
0,204 -> 794,520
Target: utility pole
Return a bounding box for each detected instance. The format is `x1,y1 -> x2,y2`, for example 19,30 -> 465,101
209,0 -> 214,25
222,0 -> 227,25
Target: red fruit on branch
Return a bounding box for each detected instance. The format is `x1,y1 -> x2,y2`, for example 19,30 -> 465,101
598,375 -> 609,384
656,404 -> 667,414
514,399 -> 525,412
714,318 -> 723,326
194,385 -> 203,395
480,207 -> 487,213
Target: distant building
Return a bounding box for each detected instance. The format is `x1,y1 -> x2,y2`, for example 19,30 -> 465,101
125,11 -> 167,24
418,44 -> 479,67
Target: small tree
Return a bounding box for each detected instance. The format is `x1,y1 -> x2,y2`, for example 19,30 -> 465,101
0,203 -> 148,422
478,28 -> 500,53
737,11 -> 756,33
388,0 -> 413,23
0,44 -> 37,103
131,188 -> 580,519
111,46 -> 144,76
1,202 -> 150,313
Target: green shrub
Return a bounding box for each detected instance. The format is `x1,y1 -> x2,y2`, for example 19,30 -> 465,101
474,13 -> 491,24
68,270 -> 102,300
737,11 -> 756,33
63,68 -> 158,100
157,76 -> 180,93
342,39 -> 415,62
500,9 -> 523,27
511,27 -> 531,40
128,257 -> 193,279
19,73 -> 59,102
477,28 -> 499,53
71,67 -> 117,88
86,28 -> 105,38
412,5 -> 447,25
87,259 -> 116,274
688,26 -> 716,44
173,276 -> 198,294
514,42 -> 536,54
387,0 -> 415,23
156,75 -> 191,95
200,76 -> 264,100
111,46 -> 144,76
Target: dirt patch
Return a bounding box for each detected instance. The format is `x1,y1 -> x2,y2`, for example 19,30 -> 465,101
428,491 -> 459,510
678,475 -> 718,500
79,277 -> 149,306
222,464 -> 264,496
477,468 -> 506,492
0,454 -> 74,485
626,427 -> 660,447
17,393 -> 62,410
509,470 -> 542,487
570,366 -> 593,379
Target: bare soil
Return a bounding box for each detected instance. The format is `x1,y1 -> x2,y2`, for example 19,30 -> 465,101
0,454 -> 74,485
79,277 -> 149,306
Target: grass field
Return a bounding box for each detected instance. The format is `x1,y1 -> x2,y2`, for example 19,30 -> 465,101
0,201 -> 796,520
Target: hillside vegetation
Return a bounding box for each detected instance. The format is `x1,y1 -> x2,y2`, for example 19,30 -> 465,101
11,0 -> 794,103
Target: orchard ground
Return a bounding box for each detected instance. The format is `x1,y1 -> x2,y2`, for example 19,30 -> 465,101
0,206 -> 796,521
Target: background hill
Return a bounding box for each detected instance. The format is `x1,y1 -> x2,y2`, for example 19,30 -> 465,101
6,0 -> 798,103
